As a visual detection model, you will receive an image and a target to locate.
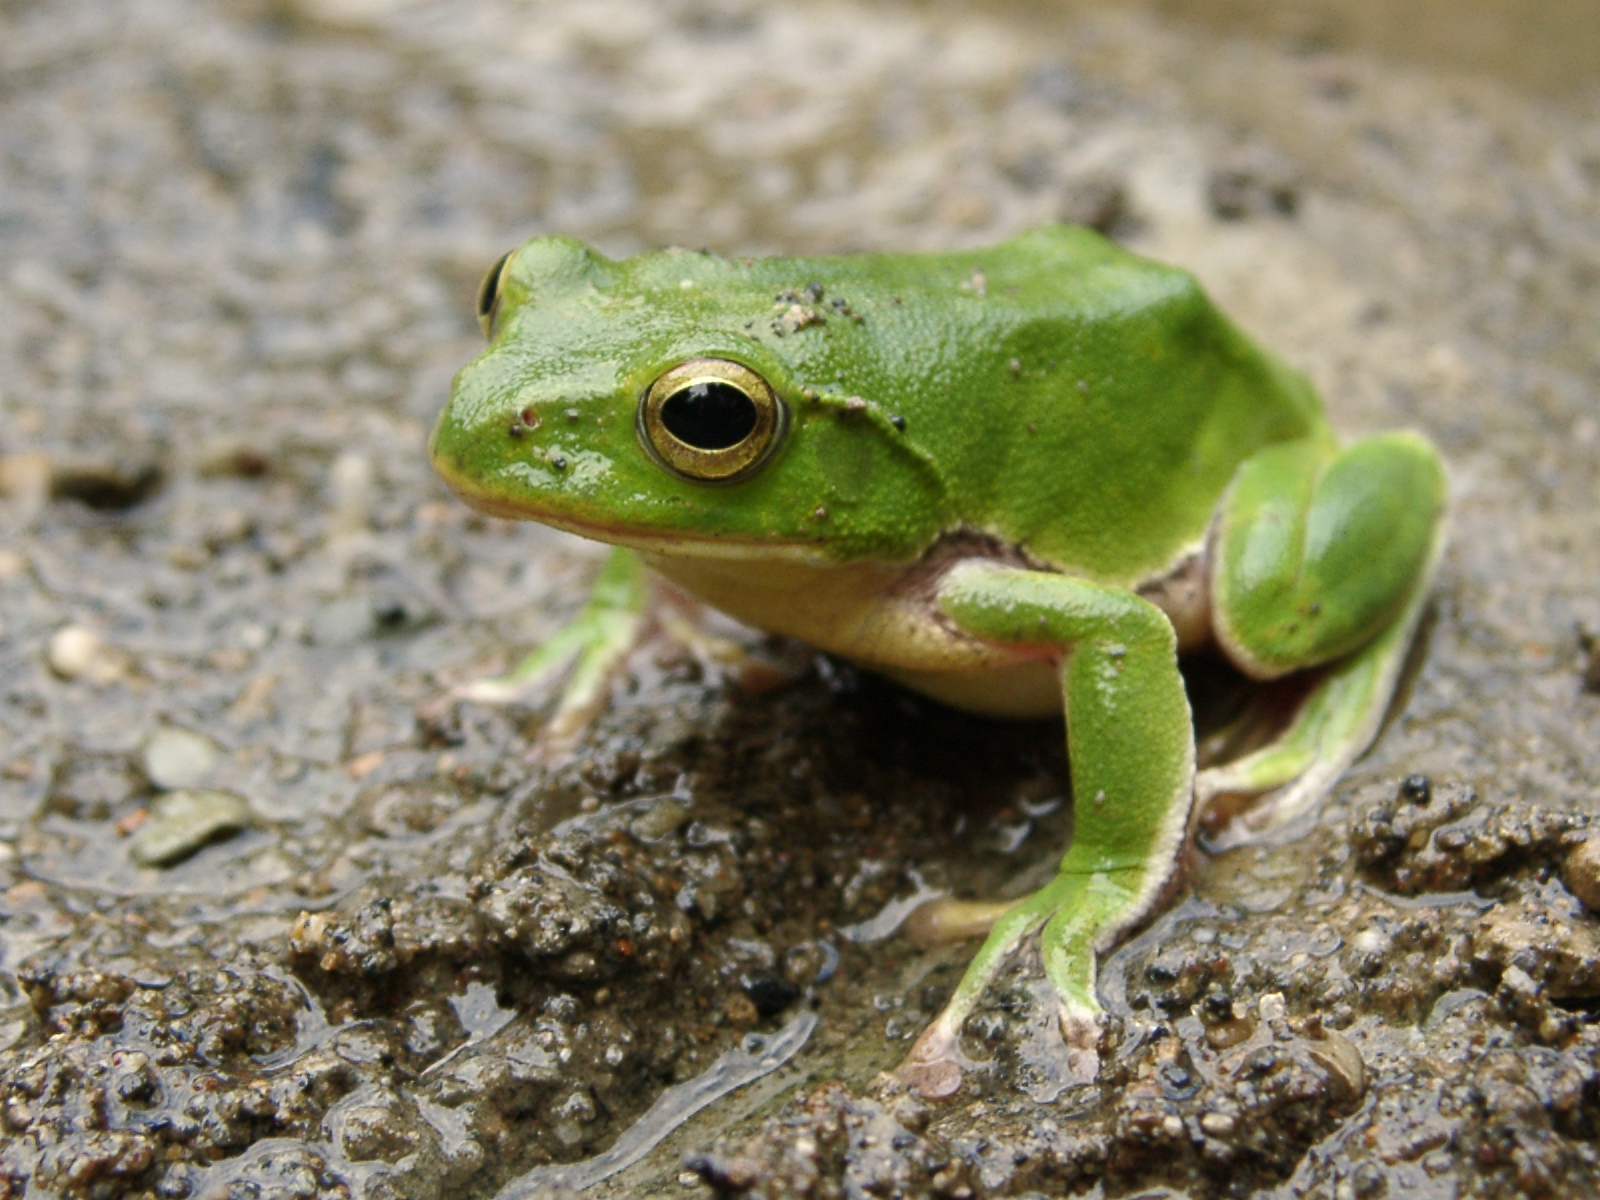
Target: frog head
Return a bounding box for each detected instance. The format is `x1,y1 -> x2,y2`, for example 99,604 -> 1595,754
430,237 -> 951,563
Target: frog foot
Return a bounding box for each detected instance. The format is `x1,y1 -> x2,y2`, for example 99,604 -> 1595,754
422,548 -> 648,752
1057,1009 -> 1104,1086
424,548 -> 796,755
654,604 -> 800,698
897,872 -> 1112,1098
899,961 -> 1103,1100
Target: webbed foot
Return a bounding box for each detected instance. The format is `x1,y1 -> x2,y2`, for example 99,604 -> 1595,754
423,548 -> 647,752
896,870 -> 1127,1097
424,547 -> 799,755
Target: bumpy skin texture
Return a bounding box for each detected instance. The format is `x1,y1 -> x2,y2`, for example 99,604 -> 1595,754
430,225 -> 1447,1096
430,226 -> 1327,577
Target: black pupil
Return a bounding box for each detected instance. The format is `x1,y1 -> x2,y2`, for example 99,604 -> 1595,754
478,252 -> 509,318
660,382 -> 758,450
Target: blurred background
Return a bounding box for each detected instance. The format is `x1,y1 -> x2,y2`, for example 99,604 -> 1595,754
1,2 -> 1597,1198
1102,0 -> 1598,93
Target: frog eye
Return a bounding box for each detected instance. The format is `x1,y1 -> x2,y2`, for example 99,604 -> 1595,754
476,250 -> 512,338
639,359 -> 787,483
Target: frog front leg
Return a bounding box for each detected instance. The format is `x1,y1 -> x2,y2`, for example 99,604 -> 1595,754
435,546 -> 648,746
1197,431 -> 1447,840
899,563 -> 1197,1097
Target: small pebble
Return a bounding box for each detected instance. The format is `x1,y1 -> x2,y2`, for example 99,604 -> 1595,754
0,453 -> 52,510
309,596 -> 379,645
724,992 -> 760,1028
1351,927 -> 1391,956
294,0 -> 407,31
629,799 -> 690,842
47,626 -> 127,684
1058,173 -> 1129,234
1307,1029 -> 1366,1102
194,436 -> 270,478
165,544 -> 210,570
741,971 -> 801,1018
202,508 -> 255,551
129,790 -> 254,867
1399,774 -> 1432,805
1208,146 -> 1301,219
1577,624 -> 1600,694
328,451 -> 375,537
49,452 -> 165,510
1498,964 -> 1539,1000
310,593 -> 432,644
1562,837 -> 1600,911
142,727 -> 222,791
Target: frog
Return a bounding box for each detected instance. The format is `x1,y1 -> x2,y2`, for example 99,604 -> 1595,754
429,225 -> 1447,1098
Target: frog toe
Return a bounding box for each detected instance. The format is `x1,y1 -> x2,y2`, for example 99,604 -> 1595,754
427,547 -> 648,739
1058,1008 -> 1105,1084
896,1018 -> 971,1099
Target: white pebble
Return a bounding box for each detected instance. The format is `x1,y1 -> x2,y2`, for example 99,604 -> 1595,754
143,727 -> 222,791
1351,928 -> 1389,955
47,625 -> 126,684
328,451 -> 375,537
1200,1111 -> 1236,1136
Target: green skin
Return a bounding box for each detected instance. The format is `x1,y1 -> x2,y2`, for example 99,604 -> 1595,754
430,225 -> 1447,1097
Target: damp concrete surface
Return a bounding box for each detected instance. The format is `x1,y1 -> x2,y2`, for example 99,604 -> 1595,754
1,1 -> 1598,1197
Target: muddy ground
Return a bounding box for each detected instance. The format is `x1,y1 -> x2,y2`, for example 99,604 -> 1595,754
2,0 -> 1599,1197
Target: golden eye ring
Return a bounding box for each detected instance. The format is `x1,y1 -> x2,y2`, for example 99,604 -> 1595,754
476,250 -> 512,338
638,358 -> 787,483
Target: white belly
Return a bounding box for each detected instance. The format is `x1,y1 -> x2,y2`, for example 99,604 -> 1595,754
640,541 -> 1205,722
641,550 -> 1040,687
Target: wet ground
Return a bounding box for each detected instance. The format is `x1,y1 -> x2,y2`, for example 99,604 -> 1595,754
2,0 -> 1599,1197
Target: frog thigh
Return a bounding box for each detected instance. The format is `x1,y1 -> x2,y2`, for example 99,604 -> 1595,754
1210,431 -> 1447,679
899,562 -> 1195,1094
1197,433 -> 1447,838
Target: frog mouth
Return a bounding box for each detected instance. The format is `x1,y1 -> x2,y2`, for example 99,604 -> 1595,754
432,455 -> 833,563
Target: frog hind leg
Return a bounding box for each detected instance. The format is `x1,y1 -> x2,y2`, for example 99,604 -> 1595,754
1198,431 -> 1447,846
437,546 -> 648,745
897,562 -> 1195,1098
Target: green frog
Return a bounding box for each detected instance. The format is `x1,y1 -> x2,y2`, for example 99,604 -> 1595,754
429,226 -> 1446,1096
